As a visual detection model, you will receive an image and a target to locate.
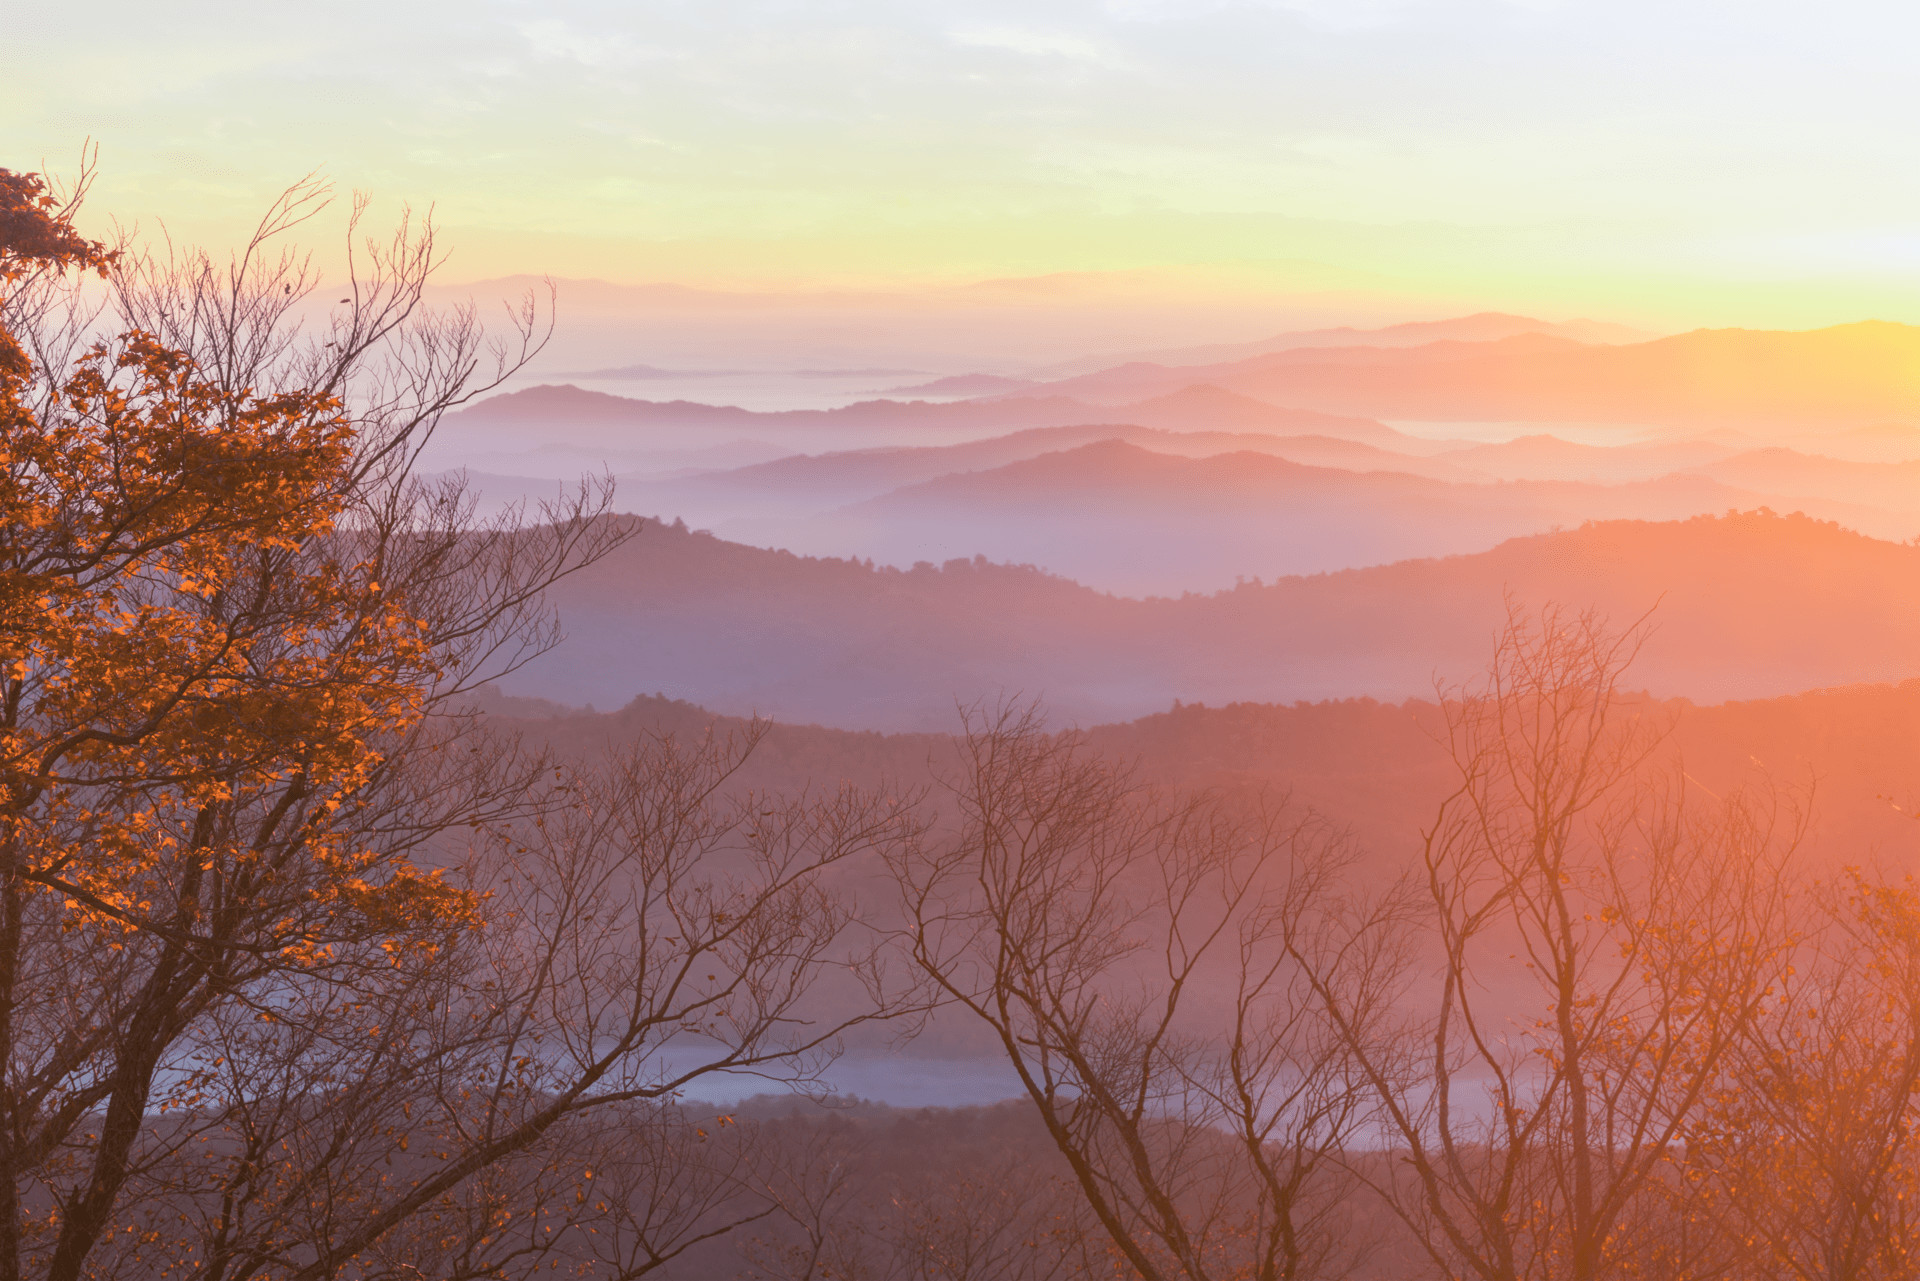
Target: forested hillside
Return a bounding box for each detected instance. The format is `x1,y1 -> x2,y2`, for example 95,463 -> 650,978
504,509 -> 1920,726
477,675 -> 1920,877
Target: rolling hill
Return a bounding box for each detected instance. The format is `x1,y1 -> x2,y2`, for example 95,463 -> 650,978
502,510 -> 1920,730
608,423 -> 1479,524
480,676 -> 1920,880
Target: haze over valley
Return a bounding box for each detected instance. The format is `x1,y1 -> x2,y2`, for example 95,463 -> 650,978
425,313 -> 1920,653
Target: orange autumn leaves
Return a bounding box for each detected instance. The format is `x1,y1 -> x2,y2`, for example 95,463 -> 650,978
1676,873 -> 1920,1281
0,168 -> 113,287
0,172 -> 472,959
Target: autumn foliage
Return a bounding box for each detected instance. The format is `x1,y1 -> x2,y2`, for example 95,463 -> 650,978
0,319 -> 474,937
0,169 -> 929,1281
0,166 -> 503,1278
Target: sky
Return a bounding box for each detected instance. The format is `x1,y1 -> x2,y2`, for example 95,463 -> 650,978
11,0 -> 1920,334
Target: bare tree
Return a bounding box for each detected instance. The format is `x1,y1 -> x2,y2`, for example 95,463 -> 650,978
890,704 -> 1380,1281
57,720 -> 923,1281
1297,604 -> 1795,1281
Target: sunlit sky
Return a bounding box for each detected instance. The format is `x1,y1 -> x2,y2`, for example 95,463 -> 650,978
12,0 -> 1920,329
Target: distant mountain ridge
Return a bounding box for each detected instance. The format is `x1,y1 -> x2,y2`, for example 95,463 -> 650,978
885,373 -> 1040,396
611,422 -> 1481,517
426,382 -> 1415,468
1029,312 -> 1654,378
505,511 -> 1920,730
1011,321 -> 1920,429
757,440 -> 1905,594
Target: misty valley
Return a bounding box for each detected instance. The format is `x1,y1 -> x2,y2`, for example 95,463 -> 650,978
10,165 -> 1920,1281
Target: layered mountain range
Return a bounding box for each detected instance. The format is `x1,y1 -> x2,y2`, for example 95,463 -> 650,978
441,313 -> 1920,728
433,369 -> 1920,594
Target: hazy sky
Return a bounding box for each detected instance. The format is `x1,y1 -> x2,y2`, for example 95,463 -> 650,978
12,1 -> 1920,328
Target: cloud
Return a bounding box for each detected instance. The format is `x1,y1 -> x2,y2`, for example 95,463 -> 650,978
947,24 -> 1127,66
1101,0 -> 1560,30
514,19 -> 672,70
15,0 -> 1920,329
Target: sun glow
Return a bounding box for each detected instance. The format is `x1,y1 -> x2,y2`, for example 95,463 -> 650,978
13,1 -> 1920,331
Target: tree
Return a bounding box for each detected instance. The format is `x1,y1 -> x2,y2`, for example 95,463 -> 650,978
890,704 -> 1381,1281
0,166 -> 919,1280
1297,604 -> 1795,1281
0,160 -> 624,1279
1687,871 -> 1920,1281
106,721 -> 917,1281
